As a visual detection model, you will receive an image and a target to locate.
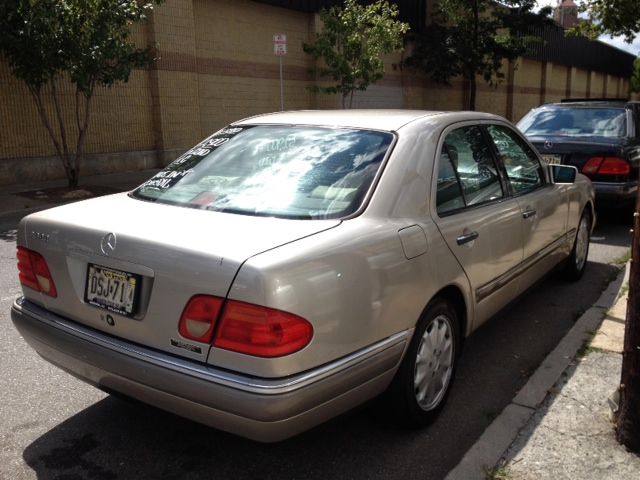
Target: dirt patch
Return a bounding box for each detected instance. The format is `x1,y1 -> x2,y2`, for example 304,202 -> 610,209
17,185 -> 121,203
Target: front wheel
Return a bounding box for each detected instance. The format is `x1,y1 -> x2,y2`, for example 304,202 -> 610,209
563,209 -> 591,281
387,298 -> 459,426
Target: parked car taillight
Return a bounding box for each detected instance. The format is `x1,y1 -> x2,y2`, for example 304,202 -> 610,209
179,296 -> 313,357
214,300 -> 313,358
582,156 -> 630,177
179,295 -> 224,343
16,247 -> 57,297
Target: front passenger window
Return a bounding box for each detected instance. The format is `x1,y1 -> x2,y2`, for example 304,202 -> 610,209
486,125 -> 544,195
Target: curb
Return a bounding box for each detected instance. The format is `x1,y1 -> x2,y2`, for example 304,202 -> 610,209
445,262 -> 629,480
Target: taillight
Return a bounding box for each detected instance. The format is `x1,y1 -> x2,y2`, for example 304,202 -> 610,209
16,247 -> 57,297
598,157 -> 630,176
581,157 -> 603,176
178,295 -> 313,357
582,156 -> 630,177
179,295 -> 224,343
214,300 -> 313,358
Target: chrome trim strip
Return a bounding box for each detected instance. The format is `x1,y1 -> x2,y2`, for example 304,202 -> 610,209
13,298 -> 409,396
476,231 -> 572,302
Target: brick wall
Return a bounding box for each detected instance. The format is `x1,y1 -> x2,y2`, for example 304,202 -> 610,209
0,0 -> 633,186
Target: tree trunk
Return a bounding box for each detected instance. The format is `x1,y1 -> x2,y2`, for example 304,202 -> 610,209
50,79 -> 76,189
72,86 -> 94,190
469,75 -> 477,111
342,92 -> 348,109
470,0 -> 479,111
616,188 -> 640,453
29,85 -> 75,187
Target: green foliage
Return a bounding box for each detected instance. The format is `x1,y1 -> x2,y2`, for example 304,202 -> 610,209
572,0 -> 640,42
303,0 -> 409,108
0,0 -> 162,188
405,0 -> 552,110
632,58 -> 640,94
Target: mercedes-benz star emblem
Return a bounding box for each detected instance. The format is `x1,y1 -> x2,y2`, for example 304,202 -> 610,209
100,233 -> 117,255
543,140 -> 553,150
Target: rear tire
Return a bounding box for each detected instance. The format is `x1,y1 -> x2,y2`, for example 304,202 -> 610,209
564,209 -> 591,281
387,298 -> 459,427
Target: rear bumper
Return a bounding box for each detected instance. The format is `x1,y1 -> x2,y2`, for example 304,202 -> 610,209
11,297 -> 409,442
593,181 -> 638,205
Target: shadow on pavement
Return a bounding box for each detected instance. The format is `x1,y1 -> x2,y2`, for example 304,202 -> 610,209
22,393 -> 434,480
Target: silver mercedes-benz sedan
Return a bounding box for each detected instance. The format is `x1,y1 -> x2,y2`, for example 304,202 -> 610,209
11,110 -> 594,442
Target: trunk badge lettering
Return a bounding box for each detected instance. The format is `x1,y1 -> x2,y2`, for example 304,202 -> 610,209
171,339 -> 203,354
100,233 -> 117,255
31,231 -> 50,242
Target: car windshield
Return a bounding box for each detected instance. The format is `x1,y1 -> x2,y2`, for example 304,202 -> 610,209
518,107 -> 627,138
132,125 -> 393,219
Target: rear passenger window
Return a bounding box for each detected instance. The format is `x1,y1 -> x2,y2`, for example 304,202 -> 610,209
436,146 -> 465,214
436,126 -> 504,215
486,125 -> 544,195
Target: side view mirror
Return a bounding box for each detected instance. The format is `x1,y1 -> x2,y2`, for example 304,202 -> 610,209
549,164 -> 577,184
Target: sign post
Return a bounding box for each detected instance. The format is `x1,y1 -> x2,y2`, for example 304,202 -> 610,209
273,33 -> 287,111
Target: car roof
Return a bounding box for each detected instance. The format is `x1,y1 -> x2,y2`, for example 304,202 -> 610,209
541,99 -> 636,108
234,109 -> 507,131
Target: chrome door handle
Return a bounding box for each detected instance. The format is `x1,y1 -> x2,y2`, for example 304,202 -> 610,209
456,231 -> 479,245
522,209 -> 537,219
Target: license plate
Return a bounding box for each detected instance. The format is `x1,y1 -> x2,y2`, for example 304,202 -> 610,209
541,154 -> 562,165
85,264 -> 139,317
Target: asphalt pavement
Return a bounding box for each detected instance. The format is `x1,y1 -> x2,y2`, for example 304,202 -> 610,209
0,170 -> 636,479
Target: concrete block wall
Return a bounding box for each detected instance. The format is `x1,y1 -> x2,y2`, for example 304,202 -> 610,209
192,0 -> 315,129
0,0 -> 634,186
511,59 -> 544,122
0,64 -> 155,163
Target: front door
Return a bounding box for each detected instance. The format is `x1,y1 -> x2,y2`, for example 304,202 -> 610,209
485,124 -> 568,293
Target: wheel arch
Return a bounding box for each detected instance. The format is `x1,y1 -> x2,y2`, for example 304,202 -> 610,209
584,200 -> 595,231
422,284 -> 469,353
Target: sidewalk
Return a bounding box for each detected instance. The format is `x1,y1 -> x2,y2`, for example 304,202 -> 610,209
0,169 -> 158,220
447,263 -> 640,479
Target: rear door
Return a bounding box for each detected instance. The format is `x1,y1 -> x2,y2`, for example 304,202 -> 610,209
433,124 -> 523,327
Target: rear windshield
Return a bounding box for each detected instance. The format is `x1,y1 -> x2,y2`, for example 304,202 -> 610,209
132,125 -> 393,219
518,107 -> 627,138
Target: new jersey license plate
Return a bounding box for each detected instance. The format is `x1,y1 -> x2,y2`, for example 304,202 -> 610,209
85,264 -> 139,317
541,154 -> 562,165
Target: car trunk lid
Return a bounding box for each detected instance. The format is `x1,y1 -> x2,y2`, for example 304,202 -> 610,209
529,136 -> 631,182
19,193 -> 340,361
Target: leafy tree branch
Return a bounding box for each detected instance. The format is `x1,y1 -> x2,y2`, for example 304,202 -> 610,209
303,0 -> 409,109
571,0 -> 640,42
405,0 -> 552,111
0,0 -> 163,188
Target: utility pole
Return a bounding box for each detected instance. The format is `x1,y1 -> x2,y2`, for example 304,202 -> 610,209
616,188 -> 640,452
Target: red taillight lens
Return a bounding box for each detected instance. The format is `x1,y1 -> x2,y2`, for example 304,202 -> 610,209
179,295 -> 224,343
582,157 -> 603,176
214,301 -> 313,358
582,156 -> 630,176
16,247 -> 57,297
598,157 -> 630,176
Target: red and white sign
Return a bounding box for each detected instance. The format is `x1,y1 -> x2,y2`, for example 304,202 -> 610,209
274,33 -> 287,56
